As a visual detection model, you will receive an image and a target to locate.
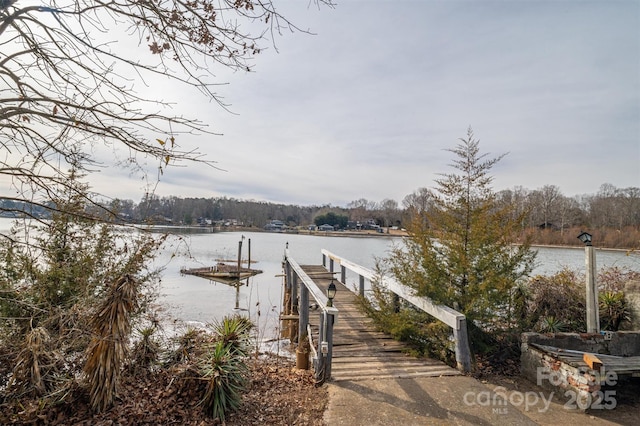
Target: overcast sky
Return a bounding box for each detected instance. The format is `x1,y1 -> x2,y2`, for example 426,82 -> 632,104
92,0 -> 639,207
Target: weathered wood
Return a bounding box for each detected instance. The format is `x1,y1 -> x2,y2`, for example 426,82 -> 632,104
279,314 -> 299,320
298,283 -> 309,346
585,245 -> 600,333
287,256 -> 336,314
301,264 -> 460,381
321,249 -> 464,329
319,249 -> 472,373
283,253 -> 338,384
584,353 -> 603,370
532,344 -> 640,376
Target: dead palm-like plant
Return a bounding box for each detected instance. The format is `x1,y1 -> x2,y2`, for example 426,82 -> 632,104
168,326 -> 208,365
83,275 -> 138,412
9,326 -> 56,397
129,326 -> 161,375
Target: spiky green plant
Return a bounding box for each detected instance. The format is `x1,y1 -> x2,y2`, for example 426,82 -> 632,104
537,316 -> 567,333
211,315 -> 253,357
199,340 -> 248,421
599,291 -> 631,331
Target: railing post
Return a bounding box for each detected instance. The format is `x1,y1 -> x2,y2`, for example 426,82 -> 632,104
290,273 -> 299,342
284,260 -> 292,315
325,312 -> 335,380
298,283 -> 309,346
359,275 -> 365,297
281,258 -> 292,339
316,311 -> 325,380
329,258 -> 334,275
297,283 -> 310,369
340,265 -> 346,284
454,317 -> 472,373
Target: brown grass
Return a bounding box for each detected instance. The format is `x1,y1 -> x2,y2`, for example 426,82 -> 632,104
526,226 -> 640,250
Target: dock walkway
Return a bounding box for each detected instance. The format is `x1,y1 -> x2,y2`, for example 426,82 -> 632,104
301,265 -> 459,381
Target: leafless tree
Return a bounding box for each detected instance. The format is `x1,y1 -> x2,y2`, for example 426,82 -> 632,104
1,0 -> 332,220
378,198 -> 398,231
347,198 -> 376,221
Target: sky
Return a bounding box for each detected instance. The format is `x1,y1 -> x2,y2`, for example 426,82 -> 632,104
84,1 -> 640,206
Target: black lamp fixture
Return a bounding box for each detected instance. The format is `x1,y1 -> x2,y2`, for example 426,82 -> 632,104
577,231 -> 593,246
327,279 -> 337,307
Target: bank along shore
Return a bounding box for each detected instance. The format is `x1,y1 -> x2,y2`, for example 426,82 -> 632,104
207,226 -> 636,252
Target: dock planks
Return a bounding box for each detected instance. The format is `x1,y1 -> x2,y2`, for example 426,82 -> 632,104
301,265 -> 460,381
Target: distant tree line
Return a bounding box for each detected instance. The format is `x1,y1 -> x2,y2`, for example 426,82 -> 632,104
1,182 -> 637,247
97,183 -> 636,230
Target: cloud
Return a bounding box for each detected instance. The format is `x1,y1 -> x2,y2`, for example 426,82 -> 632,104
83,0 -> 640,206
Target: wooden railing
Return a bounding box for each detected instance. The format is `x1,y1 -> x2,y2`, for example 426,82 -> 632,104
282,248 -> 338,383
321,249 -> 473,373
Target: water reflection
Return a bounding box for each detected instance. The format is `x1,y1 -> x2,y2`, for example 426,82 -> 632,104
154,231 -> 639,336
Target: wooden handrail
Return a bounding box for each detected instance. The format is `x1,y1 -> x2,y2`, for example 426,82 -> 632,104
321,249 -> 472,373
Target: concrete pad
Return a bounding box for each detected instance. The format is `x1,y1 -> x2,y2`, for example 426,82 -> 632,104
323,374 -> 635,426
324,375 -> 536,426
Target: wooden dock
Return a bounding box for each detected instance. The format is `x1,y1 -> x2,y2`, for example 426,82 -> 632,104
180,263 -> 262,283
301,265 -> 460,381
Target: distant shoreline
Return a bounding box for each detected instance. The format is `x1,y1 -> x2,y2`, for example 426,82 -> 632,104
144,224 -> 637,252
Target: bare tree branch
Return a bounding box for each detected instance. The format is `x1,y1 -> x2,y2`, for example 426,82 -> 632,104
1,0 -> 333,219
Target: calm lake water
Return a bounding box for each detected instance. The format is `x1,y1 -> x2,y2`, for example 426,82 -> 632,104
154,230 -> 640,339
1,218 -> 638,340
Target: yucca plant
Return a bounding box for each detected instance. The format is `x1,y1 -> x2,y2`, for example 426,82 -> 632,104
168,326 -> 207,365
130,326 -> 160,374
84,275 -> 138,412
212,315 -> 253,358
599,291 -> 631,331
199,339 -> 248,421
537,316 -> 567,333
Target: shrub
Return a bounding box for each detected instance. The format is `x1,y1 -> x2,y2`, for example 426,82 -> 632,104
599,291 -> 631,331
84,275 -> 139,412
522,269 -> 586,332
199,315 -> 253,421
199,340 -> 249,421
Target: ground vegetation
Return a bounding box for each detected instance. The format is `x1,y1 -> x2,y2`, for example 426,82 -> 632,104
1,2 -> 334,421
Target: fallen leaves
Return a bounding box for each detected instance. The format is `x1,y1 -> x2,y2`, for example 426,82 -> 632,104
0,354 -> 328,425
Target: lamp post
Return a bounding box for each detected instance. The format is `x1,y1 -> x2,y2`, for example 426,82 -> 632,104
326,279 -> 337,307
578,231 -> 599,333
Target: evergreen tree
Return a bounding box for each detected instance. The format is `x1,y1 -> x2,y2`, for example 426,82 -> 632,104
388,128 -> 536,330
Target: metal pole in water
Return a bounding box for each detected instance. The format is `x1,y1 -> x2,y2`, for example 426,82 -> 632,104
236,238 -> 243,310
